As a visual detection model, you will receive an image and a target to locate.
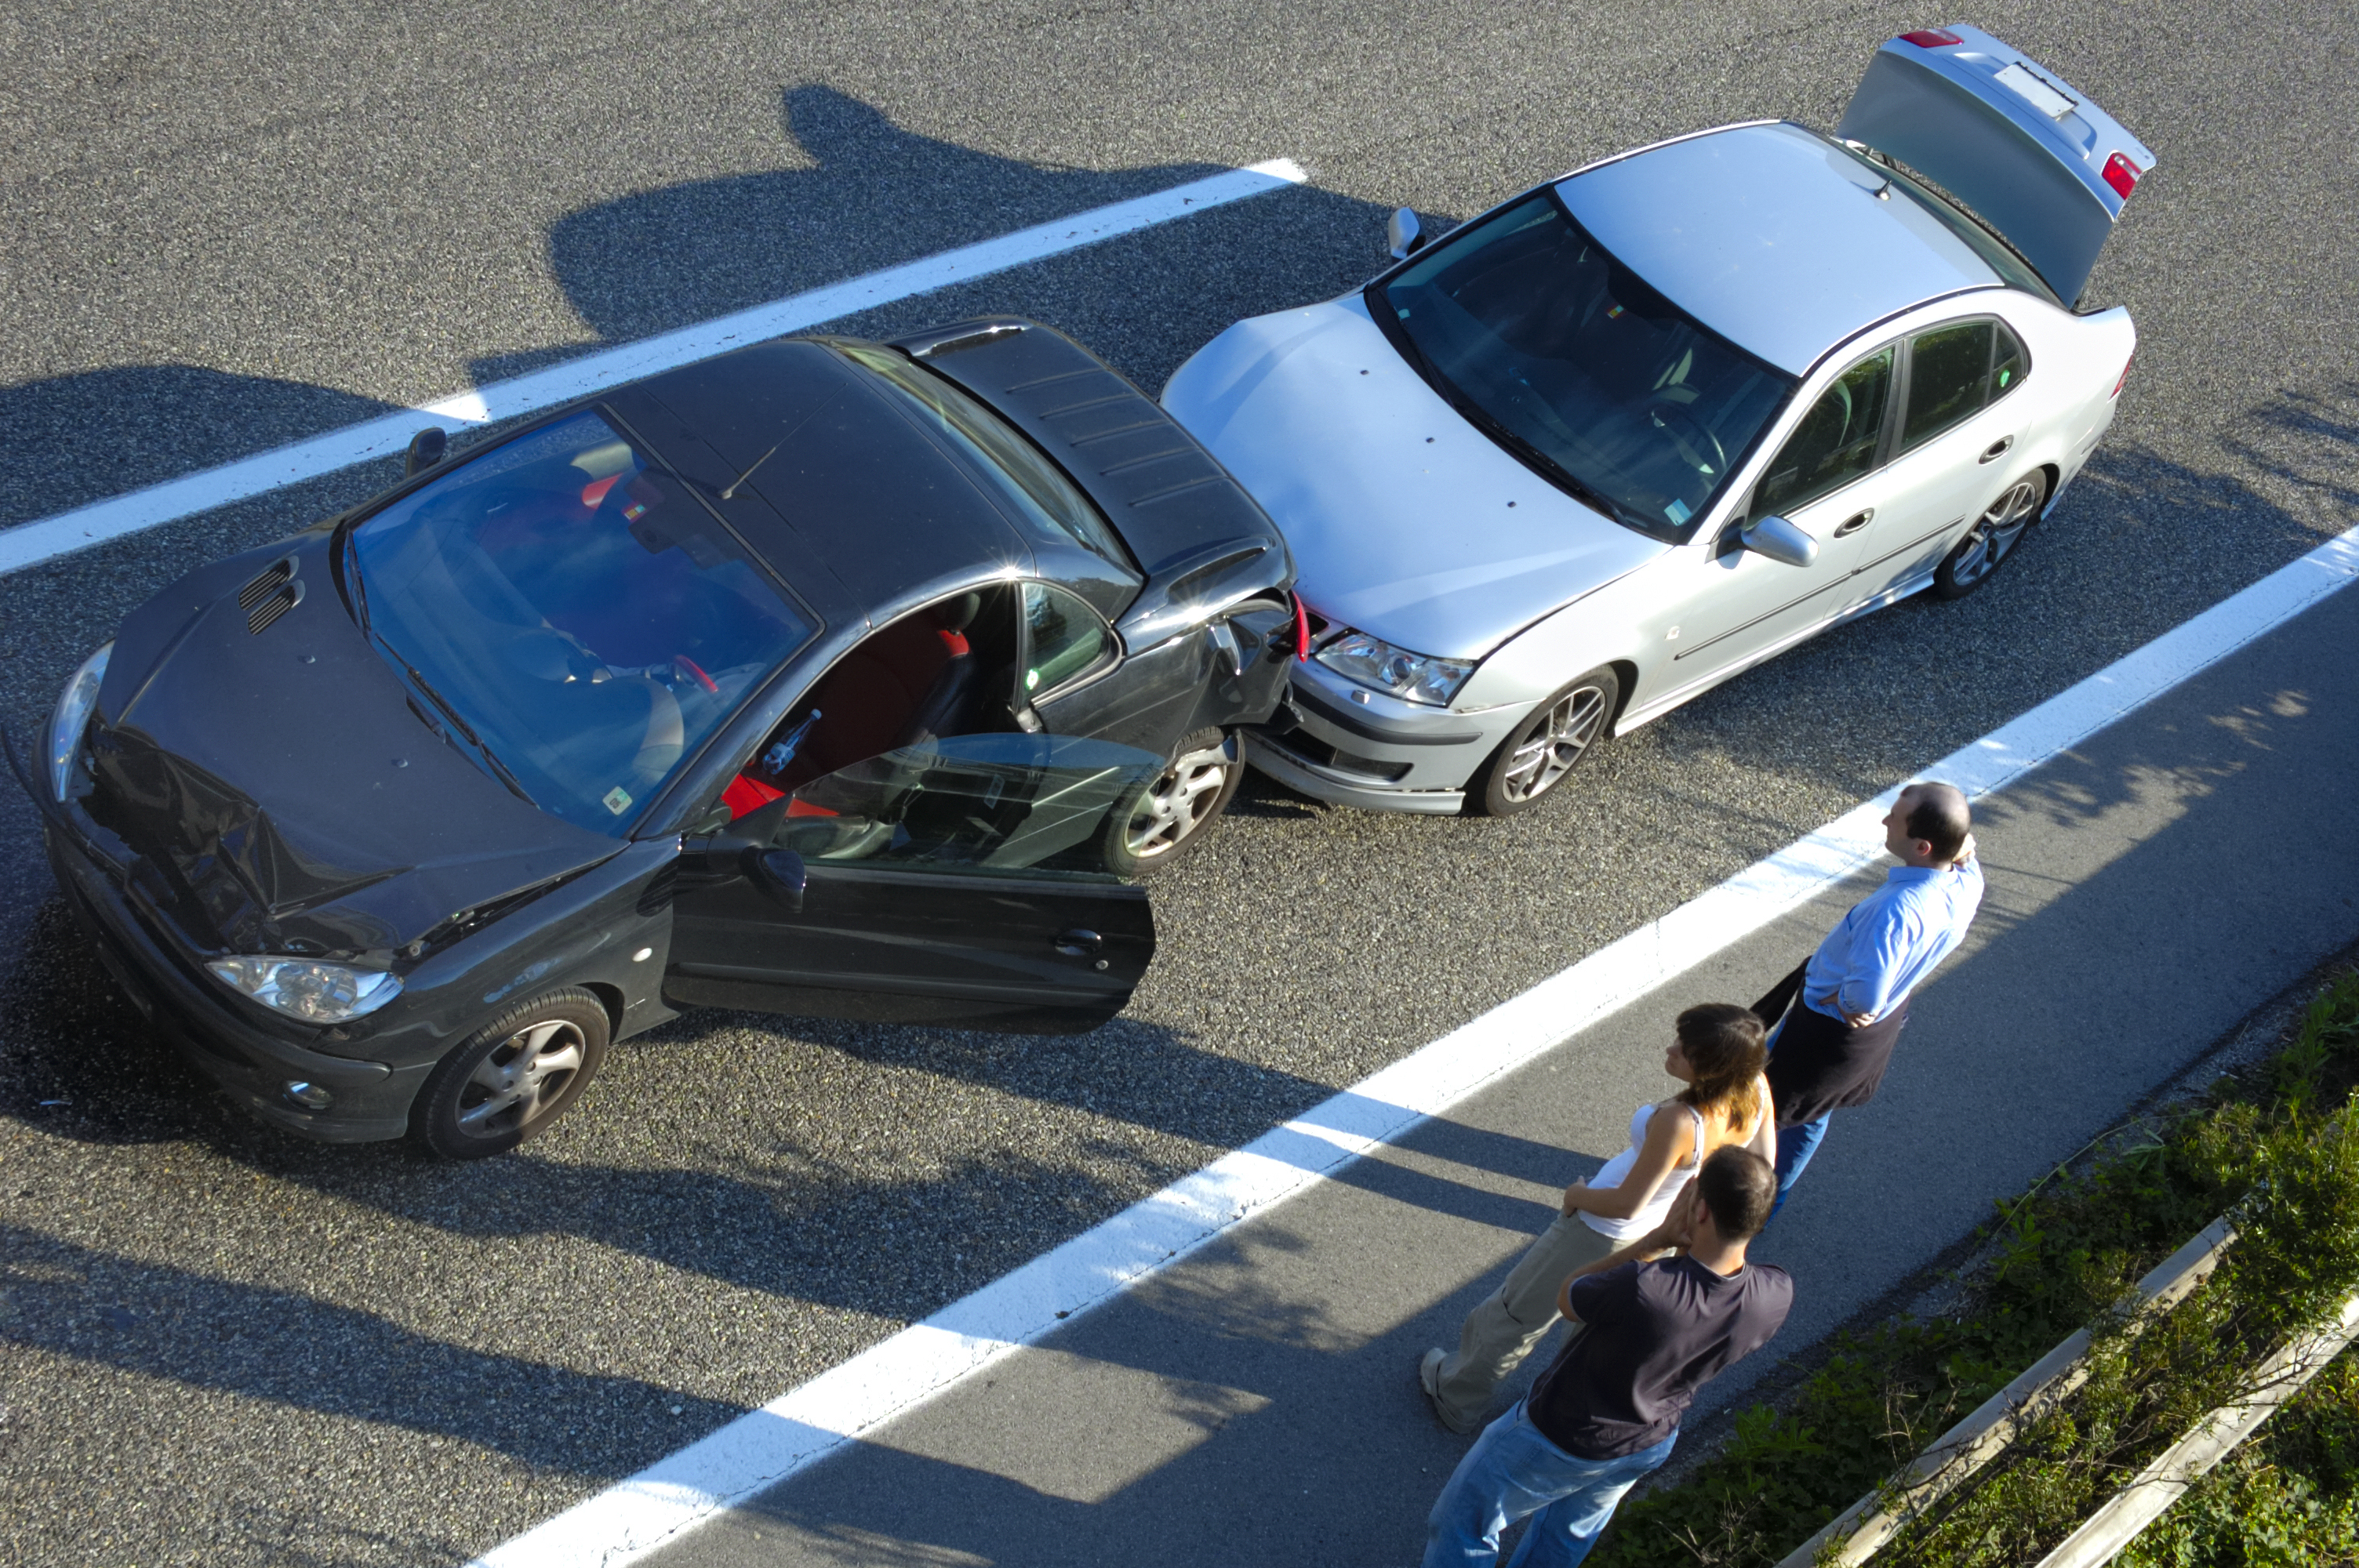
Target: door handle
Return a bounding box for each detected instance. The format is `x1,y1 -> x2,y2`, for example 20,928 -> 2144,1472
1053,928 -> 1103,958
1979,435 -> 2015,464
1832,508 -> 1874,538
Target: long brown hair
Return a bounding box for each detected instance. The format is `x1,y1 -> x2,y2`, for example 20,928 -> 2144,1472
1673,1004 -> 1768,1138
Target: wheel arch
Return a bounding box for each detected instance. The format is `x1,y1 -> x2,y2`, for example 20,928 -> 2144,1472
578,980 -> 627,1037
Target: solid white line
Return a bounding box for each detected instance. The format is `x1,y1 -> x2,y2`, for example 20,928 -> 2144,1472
473,517 -> 2359,1568
0,158 -> 1310,579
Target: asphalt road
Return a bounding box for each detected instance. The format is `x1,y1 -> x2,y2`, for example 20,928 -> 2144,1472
2,2 -> 2355,1564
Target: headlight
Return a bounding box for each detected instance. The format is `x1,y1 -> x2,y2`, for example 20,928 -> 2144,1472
1314,630 -> 1475,707
205,957 -> 402,1023
48,641 -> 112,801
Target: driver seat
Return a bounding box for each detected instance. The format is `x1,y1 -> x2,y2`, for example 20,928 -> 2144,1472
892,592 -> 979,747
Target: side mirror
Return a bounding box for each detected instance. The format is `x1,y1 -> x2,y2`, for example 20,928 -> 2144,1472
679,828 -> 805,913
1386,207 -> 1426,261
1740,514 -> 1819,568
404,426 -> 448,477
750,848 -> 806,913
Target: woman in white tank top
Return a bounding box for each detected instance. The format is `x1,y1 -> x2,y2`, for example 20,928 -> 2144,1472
1565,1044 -> 1776,1242
1420,1004 -> 1777,1432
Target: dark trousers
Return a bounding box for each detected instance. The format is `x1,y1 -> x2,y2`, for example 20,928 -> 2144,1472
1754,964 -> 1909,1218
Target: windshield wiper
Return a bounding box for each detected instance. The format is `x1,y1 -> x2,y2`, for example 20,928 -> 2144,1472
393,657 -> 540,808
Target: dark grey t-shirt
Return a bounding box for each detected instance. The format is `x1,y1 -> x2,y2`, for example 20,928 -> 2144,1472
1528,1255 -> 1794,1460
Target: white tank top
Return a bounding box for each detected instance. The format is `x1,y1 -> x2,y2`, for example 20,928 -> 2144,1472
1578,1101 -> 1707,1241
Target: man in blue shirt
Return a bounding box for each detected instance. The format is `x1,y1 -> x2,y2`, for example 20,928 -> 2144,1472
1758,781 -> 1983,1214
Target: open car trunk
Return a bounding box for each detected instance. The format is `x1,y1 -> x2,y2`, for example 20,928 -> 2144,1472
1837,24 -> 2157,307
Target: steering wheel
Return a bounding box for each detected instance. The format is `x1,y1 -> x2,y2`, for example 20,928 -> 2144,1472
671,654 -> 720,694
1645,400 -> 1728,478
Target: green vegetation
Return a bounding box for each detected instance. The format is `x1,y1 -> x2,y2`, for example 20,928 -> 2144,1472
1587,971 -> 2359,1568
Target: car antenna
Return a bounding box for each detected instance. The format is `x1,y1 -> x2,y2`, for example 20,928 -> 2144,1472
720,444 -> 780,501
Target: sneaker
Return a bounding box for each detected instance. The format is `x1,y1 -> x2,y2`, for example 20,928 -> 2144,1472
1419,1348 -> 1479,1435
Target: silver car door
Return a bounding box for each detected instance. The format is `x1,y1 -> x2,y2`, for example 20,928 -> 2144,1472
1647,345 -> 1899,692
1838,318 -> 2035,605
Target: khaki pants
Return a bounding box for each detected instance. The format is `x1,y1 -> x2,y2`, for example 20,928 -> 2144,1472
1432,1214 -> 1622,1428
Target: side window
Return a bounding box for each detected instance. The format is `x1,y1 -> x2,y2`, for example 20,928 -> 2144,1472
1023,582 -> 1115,699
1750,347 -> 1895,521
1988,322 -> 2030,404
1900,321 -> 1998,452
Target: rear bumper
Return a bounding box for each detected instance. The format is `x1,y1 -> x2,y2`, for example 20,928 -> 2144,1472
42,824 -> 424,1142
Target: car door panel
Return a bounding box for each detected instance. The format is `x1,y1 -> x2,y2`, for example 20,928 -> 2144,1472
1840,318 -> 2034,605
1644,345 -> 1899,697
664,734 -> 1162,1032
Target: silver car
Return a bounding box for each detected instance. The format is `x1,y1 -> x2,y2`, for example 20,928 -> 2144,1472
1163,25 -> 2151,815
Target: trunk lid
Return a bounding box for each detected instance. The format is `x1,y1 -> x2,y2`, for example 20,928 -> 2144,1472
1837,24 -> 2156,305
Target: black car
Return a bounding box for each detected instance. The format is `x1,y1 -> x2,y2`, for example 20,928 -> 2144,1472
21,318 -> 1296,1157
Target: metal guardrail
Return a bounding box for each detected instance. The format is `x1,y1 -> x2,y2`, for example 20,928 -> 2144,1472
1775,1215 -> 2239,1568
2030,1290 -> 2359,1567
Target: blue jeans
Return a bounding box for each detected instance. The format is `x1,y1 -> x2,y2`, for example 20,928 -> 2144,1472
1424,1400 -> 1677,1567
1770,1116 -> 1831,1218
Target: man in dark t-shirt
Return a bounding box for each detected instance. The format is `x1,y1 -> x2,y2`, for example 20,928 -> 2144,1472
1423,1147 -> 1793,1567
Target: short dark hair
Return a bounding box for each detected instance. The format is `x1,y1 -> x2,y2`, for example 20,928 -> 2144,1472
1905,782 -> 1972,862
1696,1145 -> 1777,1240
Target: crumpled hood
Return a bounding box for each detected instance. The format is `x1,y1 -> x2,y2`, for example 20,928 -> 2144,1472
84,535 -> 620,958
1161,296 -> 1666,662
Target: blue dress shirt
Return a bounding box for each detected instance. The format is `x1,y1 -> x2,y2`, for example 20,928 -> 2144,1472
1802,856 -> 1985,1024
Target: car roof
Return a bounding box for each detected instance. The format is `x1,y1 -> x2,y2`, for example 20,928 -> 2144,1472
622,339 -> 1034,619
1556,121 -> 2004,376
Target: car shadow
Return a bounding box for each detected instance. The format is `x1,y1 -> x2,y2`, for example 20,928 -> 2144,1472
0,365 -> 405,534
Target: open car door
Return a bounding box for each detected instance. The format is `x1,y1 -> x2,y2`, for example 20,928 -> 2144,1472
664,733 -> 1161,1033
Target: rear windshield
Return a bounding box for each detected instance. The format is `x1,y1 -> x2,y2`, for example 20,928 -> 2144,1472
1372,194 -> 1795,543
1842,143 -> 2063,306
347,410 -> 815,834
832,341 -> 1140,578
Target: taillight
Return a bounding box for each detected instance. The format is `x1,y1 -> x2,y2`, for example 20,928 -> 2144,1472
2101,152 -> 2142,200
2111,354 -> 2133,399
1901,27 -> 1963,46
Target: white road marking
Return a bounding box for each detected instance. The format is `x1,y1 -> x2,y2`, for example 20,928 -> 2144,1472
0,158 -> 1309,579
472,517 -> 2359,1568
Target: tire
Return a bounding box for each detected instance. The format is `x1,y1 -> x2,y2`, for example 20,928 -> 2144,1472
1106,728 -> 1245,875
1932,472 -> 2047,601
1463,666 -> 1619,818
410,988 -> 610,1160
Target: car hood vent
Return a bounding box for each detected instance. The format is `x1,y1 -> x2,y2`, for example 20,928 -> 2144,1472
238,557 -> 304,634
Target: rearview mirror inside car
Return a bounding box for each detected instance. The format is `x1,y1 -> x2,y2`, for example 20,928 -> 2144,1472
1741,514 -> 1819,568
1387,207 -> 1426,260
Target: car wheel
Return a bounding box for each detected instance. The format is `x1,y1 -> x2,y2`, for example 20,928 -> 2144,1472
1107,728 -> 1244,875
1932,473 -> 2047,600
410,988 -> 610,1160
1465,666 -> 1619,818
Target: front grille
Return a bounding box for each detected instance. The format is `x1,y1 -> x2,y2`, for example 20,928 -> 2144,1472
1271,730 -> 1410,784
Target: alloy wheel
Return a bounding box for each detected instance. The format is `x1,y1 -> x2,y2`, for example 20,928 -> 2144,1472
455,1019 -> 587,1139
1949,478 -> 2042,589
1501,683 -> 1609,804
1124,738 -> 1234,861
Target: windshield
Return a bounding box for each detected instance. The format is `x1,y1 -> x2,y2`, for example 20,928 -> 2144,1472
347,410 -> 816,835
1372,194 -> 1795,543
831,341 -> 1140,577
